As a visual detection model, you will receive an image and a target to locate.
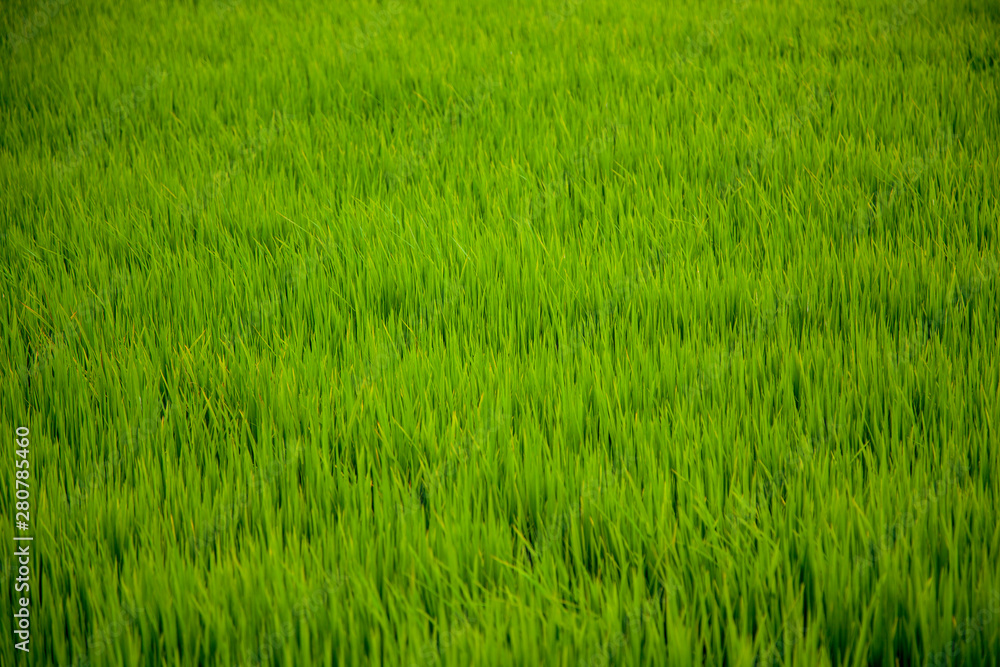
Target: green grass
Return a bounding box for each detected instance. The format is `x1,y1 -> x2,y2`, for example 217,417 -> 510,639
2,0 -> 999,665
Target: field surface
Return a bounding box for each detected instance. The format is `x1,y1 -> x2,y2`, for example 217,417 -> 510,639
2,0 -> 999,665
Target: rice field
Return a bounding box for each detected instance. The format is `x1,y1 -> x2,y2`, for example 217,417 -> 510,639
2,0 -> 999,665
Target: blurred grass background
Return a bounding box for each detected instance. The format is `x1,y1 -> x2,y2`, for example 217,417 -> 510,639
2,0 -> 999,664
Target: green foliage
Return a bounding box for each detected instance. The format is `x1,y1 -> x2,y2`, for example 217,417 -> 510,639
2,0 -> 998,665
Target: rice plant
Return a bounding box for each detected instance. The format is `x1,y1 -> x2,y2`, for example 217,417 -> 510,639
2,0 -> 998,664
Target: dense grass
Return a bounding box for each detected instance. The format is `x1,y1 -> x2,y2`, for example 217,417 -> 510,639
2,0 -> 999,665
